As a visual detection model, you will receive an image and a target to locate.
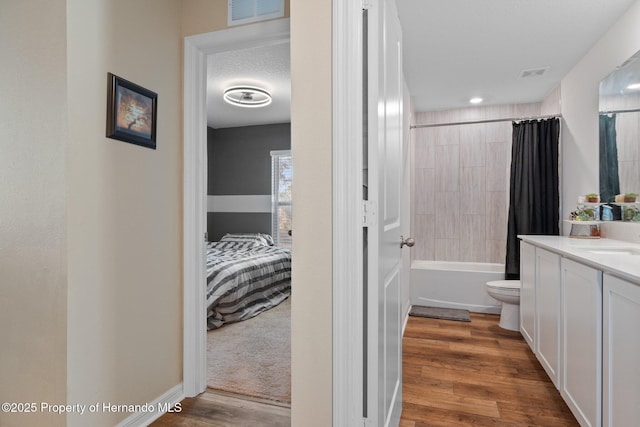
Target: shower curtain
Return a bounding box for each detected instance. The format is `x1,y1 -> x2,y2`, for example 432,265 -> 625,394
599,114 -> 620,204
505,118 -> 560,280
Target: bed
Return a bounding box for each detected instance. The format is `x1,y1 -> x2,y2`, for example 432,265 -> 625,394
206,233 -> 291,329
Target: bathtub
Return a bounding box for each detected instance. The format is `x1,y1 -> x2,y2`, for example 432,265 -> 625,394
410,260 -> 504,314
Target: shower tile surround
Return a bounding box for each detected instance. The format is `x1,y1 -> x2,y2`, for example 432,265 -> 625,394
412,103 -> 541,263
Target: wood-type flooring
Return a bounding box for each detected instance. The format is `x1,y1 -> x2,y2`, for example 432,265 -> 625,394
153,312 -> 578,426
400,312 -> 579,426
150,389 -> 290,427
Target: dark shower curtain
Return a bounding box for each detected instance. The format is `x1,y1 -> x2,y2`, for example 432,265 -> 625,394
505,118 -> 560,280
599,114 -> 619,204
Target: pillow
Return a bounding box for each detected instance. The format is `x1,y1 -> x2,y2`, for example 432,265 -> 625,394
209,240 -> 261,251
259,233 -> 275,246
220,233 -> 270,247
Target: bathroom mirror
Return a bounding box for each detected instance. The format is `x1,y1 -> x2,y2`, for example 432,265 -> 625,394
598,49 -> 640,204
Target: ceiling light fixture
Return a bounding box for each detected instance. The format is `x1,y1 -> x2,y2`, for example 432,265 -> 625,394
627,83 -> 640,90
469,97 -> 483,104
223,86 -> 272,108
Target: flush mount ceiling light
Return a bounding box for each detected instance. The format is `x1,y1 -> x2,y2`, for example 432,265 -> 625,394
469,97 -> 483,104
627,82 -> 640,90
223,86 -> 272,108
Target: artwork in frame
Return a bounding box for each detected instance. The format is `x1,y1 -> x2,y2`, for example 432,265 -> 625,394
106,73 -> 157,149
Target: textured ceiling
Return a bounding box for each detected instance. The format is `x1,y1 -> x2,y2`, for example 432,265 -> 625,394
206,0 -> 638,128
206,41 -> 290,129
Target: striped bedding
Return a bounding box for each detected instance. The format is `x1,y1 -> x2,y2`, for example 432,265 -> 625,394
206,241 -> 291,329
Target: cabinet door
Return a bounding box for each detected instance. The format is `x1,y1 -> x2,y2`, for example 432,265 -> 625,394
520,241 -> 536,350
536,248 -> 561,387
561,258 -> 602,427
603,274 -> 640,427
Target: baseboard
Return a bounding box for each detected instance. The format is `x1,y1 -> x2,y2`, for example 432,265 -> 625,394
402,304 -> 411,336
114,383 -> 184,427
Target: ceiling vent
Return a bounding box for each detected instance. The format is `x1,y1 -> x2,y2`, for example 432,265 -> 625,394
228,0 -> 284,26
519,66 -> 550,78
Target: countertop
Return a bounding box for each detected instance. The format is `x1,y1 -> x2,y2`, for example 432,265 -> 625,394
518,235 -> 640,285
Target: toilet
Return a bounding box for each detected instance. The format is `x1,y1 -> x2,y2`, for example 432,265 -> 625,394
486,280 -> 521,331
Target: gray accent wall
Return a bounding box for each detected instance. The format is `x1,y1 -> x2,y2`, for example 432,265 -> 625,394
207,123 -> 291,240
207,213 -> 272,241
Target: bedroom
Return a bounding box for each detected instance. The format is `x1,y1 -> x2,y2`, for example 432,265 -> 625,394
204,40 -> 292,404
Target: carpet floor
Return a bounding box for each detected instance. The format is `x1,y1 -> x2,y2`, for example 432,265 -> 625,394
207,297 -> 291,403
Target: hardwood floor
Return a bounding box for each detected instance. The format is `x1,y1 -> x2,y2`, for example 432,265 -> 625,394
149,389 -> 290,427
400,312 -> 579,427
154,312 -> 577,426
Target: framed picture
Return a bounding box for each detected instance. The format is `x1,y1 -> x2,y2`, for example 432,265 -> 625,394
106,73 -> 157,149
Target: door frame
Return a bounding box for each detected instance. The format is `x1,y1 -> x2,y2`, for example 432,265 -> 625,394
332,0 -> 366,424
182,18 -> 291,397
183,8 -> 372,424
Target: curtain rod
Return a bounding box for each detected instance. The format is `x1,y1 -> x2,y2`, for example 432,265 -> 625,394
599,107 -> 640,115
410,113 -> 562,129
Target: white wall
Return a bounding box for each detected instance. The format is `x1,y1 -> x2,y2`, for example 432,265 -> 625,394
66,1 -> 182,425
0,1 -> 68,426
561,0 -> 640,237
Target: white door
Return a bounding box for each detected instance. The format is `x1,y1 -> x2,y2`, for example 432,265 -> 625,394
367,0 -> 405,425
519,241 -> 536,349
603,273 -> 640,427
536,248 -> 561,387
561,258 -> 602,427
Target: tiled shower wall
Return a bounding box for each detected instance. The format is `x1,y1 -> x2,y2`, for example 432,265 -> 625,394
411,103 -> 541,264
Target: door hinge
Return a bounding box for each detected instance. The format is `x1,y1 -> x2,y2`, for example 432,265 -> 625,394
362,200 -> 377,227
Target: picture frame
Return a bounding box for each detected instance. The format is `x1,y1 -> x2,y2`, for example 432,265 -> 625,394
106,73 -> 157,149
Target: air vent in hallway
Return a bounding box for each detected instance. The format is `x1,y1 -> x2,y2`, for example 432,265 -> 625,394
519,66 -> 550,78
228,0 -> 284,26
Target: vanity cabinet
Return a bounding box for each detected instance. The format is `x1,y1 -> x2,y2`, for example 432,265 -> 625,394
520,242 -> 536,349
603,273 -> 640,427
536,248 -> 561,387
560,258 -> 602,427
519,236 -> 640,427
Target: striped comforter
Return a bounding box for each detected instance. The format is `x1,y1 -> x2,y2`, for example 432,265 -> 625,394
206,241 -> 291,329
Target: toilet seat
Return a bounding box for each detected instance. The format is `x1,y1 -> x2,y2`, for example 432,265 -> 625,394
486,280 -> 520,290
486,280 -> 520,297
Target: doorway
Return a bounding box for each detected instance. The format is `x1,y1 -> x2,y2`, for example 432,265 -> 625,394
183,18 -> 291,398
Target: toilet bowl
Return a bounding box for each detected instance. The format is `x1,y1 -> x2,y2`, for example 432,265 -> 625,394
486,280 -> 521,331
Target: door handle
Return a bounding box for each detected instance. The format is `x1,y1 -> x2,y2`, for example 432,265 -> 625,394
400,235 -> 415,248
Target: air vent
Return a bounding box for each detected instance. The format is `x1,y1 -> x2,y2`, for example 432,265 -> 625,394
228,0 -> 284,27
519,66 -> 550,78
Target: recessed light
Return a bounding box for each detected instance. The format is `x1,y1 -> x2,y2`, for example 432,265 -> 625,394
223,86 -> 272,108
469,97 -> 483,104
627,83 -> 640,90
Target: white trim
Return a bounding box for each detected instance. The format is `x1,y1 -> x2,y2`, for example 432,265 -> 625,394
114,384 -> 183,427
183,34 -> 208,398
402,305 -> 411,336
270,149 -> 291,157
207,195 -> 272,213
183,18 -> 291,398
333,1 -> 365,426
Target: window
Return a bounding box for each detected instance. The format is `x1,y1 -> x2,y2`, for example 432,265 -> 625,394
228,0 -> 284,27
271,150 -> 292,249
